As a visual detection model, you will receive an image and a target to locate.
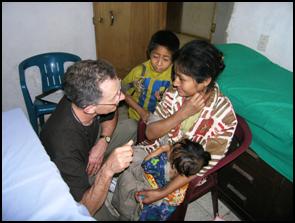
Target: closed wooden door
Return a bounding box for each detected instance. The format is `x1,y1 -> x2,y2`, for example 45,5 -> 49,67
93,3 -> 130,77
93,3 -> 166,78
166,2 -> 216,44
181,2 -> 216,41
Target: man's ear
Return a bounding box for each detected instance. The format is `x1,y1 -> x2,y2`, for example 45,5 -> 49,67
83,104 -> 96,115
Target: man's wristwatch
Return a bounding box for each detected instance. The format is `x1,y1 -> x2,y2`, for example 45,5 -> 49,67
100,135 -> 111,143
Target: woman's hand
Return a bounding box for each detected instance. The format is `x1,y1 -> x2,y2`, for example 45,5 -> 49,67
135,188 -> 165,204
180,92 -> 211,119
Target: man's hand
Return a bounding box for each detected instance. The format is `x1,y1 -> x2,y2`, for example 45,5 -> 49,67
86,139 -> 108,176
104,140 -> 134,177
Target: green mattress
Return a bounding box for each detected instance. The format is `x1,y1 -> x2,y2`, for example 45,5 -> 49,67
216,43 -> 293,182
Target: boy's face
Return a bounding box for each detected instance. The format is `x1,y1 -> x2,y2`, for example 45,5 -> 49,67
150,46 -> 173,73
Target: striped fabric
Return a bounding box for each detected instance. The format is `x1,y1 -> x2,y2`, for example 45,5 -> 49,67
139,83 -> 237,176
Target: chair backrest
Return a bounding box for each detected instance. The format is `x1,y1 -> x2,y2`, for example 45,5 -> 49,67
137,114 -> 252,221
19,52 -> 81,113
136,114 -> 252,188
186,114 -> 252,192
19,52 -> 81,92
137,119 -> 147,143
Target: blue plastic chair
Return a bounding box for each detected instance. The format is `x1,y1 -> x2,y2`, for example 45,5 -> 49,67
19,52 -> 81,134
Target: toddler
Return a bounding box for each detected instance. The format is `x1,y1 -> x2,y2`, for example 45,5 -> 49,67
112,138 -> 211,221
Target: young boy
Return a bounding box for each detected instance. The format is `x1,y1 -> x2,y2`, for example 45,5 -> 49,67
122,30 -> 180,123
111,139 -> 211,221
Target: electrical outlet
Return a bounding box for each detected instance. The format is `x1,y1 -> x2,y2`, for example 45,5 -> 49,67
257,34 -> 269,52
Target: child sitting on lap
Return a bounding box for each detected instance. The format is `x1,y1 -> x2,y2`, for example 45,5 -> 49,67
112,138 -> 211,221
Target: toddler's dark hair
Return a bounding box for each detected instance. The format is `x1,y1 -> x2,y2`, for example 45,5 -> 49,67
169,138 -> 211,177
147,30 -> 180,58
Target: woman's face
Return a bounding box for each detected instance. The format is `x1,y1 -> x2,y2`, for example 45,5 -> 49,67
173,68 -> 207,97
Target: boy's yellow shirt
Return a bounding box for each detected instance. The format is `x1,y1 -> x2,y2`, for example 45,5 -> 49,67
122,60 -> 172,121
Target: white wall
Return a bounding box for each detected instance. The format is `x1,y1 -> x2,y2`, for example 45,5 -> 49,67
2,2 -> 293,116
2,2 -> 96,116
227,2 -> 293,72
178,2 -> 293,72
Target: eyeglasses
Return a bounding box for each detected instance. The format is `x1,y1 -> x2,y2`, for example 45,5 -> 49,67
95,103 -> 118,106
95,90 -> 123,106
68,79 -> 123,107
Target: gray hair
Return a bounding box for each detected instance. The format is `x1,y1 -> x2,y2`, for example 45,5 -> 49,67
63,59 -> 116,108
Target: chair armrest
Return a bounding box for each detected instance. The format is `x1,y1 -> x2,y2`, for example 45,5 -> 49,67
137,119 -> 147,143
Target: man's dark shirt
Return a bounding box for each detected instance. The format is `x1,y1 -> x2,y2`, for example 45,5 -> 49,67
40,96 -> 114,201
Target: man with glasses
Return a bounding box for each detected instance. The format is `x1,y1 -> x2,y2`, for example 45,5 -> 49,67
40,59 -> 137,220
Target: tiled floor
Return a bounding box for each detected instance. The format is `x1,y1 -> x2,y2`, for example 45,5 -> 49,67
185,192 -> 241,221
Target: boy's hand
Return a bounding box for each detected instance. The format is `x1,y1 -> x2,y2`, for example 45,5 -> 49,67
144,144 -> 170,161
139,110 -> 150,123
155,90 -> 164,101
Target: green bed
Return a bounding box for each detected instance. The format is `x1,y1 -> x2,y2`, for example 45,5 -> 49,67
216,43 -> 293,182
